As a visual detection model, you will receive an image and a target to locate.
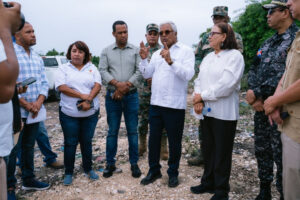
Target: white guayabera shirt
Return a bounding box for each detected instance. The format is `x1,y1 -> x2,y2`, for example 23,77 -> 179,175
194,49 -> 245,121
0,39 -> 13,157
139,42 -> 195,110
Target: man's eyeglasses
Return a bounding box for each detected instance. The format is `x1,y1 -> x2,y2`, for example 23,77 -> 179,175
148,31 -> 158,36
159,30 -> 173,36
267,7 -> 286,15
209,32 -> 223,37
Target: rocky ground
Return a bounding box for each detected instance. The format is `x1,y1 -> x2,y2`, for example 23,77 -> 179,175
14,89 -> 281,200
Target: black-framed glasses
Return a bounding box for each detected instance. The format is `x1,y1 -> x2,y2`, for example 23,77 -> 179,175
209,32 -> 223,37
159,30 -> 173,36
267,7 -> 286,15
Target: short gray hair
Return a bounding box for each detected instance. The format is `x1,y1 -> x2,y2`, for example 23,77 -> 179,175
159,21 -> 177,33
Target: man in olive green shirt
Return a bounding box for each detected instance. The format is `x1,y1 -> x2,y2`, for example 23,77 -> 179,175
99,20 -> 142,179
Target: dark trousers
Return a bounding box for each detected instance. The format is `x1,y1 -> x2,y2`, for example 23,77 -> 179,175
59,109 -> 99,175
254,111 -> 282,194
17,121 -> 58,167
6,120 -> 40,188
200,116 -> 237,196
148,105 -> 185,177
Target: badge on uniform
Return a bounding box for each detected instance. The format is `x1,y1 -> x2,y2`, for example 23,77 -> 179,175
257,48 -> 262,58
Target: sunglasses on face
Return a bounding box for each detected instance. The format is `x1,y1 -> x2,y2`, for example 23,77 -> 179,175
159,30 -> 173,36
209,32 -> 223,37
148,31 -> 158,36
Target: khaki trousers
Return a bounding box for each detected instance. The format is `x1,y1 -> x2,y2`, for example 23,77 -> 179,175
281,133 -> 300,200
0,157 -> 7,200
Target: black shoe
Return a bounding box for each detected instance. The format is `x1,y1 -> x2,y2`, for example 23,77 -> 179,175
103,164 -> 116,178
22,179 -> 50,191
131,164 -> 141,178
168,176 -> 179,188
255,183 -> 271,200
140,171 -> 162,185
190,184 -> 214,194
210,193 -> 229,200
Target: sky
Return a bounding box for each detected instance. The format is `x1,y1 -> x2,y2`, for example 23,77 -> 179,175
14,0 -> 248,56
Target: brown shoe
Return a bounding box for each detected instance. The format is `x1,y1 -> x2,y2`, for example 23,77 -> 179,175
47,160 -> 64,169
160,134 -> 169,160
139,134 -> 147,156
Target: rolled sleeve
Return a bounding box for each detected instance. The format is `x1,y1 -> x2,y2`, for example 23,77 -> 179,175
128,50 -> 142,87
93,68 -> 102,85
55,66 -> 66,90
99,49 -> 114,85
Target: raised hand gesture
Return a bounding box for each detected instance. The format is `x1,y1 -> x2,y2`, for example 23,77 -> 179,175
139,41 -> 150,60
160,42 -> 172,65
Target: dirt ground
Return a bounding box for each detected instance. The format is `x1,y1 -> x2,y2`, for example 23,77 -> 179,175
14,90 -> 281,200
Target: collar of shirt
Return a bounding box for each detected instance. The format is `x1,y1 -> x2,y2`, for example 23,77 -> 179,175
14,43 -> 33,55
67,61 -> 93,71
112,42 -> 133,50
275,22 -> 299,40
169,42 -> 181,50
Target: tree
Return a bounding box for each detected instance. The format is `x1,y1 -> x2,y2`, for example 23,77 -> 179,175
91,56 -> 100,67
232,0 -> 274,72
46,48 -> 64,56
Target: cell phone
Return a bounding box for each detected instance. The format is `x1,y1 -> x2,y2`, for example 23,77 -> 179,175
76,100 -> 94,111
17,77 -> 36,87
76,100 -> 84,111
280,112 -> 289,120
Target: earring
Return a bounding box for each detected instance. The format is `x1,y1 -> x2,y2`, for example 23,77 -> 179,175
220,42 -> 224,48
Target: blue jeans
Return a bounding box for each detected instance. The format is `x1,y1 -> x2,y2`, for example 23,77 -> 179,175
59,108 -> 99,175
6,120 -> 40,188
17,122 -> 57,166
36,122 -> 57,165
105,90 -> 139,165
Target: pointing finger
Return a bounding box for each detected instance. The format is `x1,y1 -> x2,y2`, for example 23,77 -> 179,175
140,41 -> 145,48
163,42 -> 168,50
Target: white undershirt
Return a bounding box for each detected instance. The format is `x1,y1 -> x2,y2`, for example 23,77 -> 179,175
194,49 -> 245,120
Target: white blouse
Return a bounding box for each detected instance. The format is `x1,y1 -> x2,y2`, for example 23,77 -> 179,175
194,49 -> 244,120
55,62 -> 102,118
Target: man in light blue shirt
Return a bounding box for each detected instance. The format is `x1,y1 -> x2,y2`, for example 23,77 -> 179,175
6,22 -> 50,198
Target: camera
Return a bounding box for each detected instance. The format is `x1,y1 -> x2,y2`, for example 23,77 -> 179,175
3,2 -> 25,31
